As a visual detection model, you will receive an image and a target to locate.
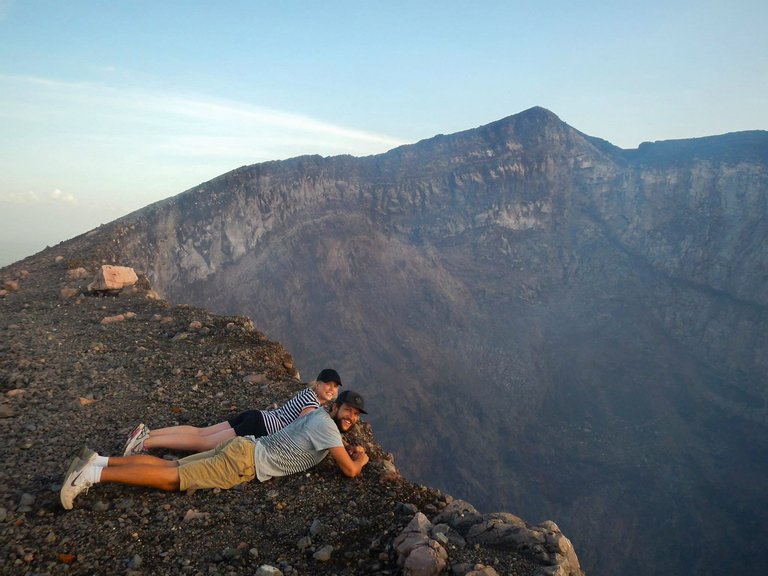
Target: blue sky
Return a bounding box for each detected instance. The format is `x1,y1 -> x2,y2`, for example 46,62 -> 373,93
1,0 -> 766,266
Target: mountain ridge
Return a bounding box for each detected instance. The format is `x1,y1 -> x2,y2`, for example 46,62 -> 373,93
5,107 -> 768,576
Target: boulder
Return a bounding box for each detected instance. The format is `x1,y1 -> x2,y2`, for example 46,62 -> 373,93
87,265 -> 138,292
394,512 -> 448,576
65,267 -> 90,280
59,287 -> 79,299
432,500 -> 583,576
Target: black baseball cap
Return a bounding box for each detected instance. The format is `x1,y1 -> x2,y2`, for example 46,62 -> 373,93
336,390 -> 368,414
316,368 -> 342,386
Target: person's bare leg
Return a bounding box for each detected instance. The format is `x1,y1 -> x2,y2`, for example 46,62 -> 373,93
100,464 -> 180,491
199,421 -> 234,437
61,452 -> 182,509
144,422 -> 235,452
151,421 -> 230,438
106,454 -> 179,467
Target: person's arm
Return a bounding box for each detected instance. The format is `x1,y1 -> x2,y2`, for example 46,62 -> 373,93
294,388 -> 321,418
328,445 -> 369,477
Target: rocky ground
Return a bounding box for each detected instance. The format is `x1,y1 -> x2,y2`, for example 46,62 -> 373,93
0,241 -> 560,576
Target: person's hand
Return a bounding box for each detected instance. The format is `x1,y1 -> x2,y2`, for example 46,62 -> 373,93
349,445 -> 368,465
329,444 -> 369,477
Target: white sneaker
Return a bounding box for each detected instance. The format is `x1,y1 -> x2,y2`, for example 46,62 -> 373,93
78,446 -> 96,462
63,452 -> 83,482
60,450 -> 98,510
122,423 -> 150,456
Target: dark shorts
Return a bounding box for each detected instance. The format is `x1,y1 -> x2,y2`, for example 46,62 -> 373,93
227,410 -> 268,438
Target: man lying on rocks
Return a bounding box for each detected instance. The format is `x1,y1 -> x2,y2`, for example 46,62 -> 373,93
61,390 -> 370,510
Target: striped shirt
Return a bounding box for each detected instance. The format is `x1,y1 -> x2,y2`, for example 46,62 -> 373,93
254,408 -> 342,481
261,387 -> 320,434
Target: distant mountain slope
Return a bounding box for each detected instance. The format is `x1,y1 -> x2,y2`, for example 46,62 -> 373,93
43,107 -> 768,576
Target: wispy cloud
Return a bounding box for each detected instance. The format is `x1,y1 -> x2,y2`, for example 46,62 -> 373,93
0,188 -> 77,205
0,74 -> 405,154
50,188 -> 78,204
0,190 -> 40,204
149,95 -> 404,147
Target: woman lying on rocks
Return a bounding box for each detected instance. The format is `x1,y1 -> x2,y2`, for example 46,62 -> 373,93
61,390 -> 370,510
122,368 -> 342,455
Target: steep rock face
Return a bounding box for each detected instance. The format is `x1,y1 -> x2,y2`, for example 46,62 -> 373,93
84,107 -> 768,576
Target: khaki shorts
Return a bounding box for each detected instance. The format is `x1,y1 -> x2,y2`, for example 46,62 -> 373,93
178,437 -> 256,491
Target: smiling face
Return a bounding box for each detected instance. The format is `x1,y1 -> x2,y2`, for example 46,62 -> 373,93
314,380 -> 340,403
331,403 -> 361,432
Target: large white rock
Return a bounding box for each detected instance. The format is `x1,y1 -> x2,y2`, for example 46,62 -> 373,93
87,265 -> 138,291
